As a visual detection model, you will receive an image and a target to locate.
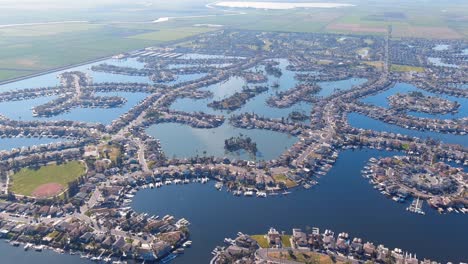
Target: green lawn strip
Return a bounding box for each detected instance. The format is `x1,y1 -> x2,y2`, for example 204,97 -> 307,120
281,235 -> 292,248
273,174 -> 298,188
390,64 -> 425,72
251,235 -> 269,248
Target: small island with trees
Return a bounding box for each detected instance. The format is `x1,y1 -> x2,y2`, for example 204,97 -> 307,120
224,134 -> 258,155
388,91 -> 460,114
208,86 -> 268,111
288,110 -> 309,122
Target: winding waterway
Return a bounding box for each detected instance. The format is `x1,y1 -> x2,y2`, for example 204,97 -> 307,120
148,59 -> 366,160
0,55 -> 466,263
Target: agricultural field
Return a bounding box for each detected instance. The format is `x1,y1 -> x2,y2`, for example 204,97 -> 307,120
0,0 -> 466,82
128,26 -> 216,42
0,24 -> 154,81
9,161 -> 86,198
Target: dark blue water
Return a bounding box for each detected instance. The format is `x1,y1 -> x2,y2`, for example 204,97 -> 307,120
131,149 -> 468,263
0,242 -> 90,264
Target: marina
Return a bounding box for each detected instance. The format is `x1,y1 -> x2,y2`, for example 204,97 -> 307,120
0,26 -> 465,264
131,149 -> 468,264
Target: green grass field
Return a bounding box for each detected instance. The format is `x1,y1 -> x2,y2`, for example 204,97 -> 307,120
281,235 -> 292,248
273,174 -> 298,188
391,64 -> 425,72
10,161 -> 86,196
251,235 -> 269,248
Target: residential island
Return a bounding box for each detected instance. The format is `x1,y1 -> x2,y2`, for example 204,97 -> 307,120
0,27 -> 465,263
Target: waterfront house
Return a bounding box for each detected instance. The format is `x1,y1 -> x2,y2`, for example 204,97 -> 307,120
137,245 -> 156,261
54,220 -> 72,233
79,232 -> 94,243
267,227 -> 281,247
292,228 -> 308,249
112,236 -> 126,250
363,242 -> 376,258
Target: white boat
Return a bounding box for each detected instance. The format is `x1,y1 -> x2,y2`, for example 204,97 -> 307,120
34,245 -> 44,251
183,240 -> 192,247
24,243 -> 32,251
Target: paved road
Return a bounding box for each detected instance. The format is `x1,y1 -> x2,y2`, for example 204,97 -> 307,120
135,138 -> 150,173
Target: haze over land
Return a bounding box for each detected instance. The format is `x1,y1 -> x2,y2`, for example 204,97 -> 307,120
212,1 -> 355,9
0,0 -> 466,81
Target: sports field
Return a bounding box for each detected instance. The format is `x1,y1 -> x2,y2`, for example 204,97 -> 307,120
10,161 -> 86,198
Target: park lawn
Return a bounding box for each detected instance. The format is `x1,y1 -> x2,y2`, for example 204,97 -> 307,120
391,64 -> 425,72
98,144 -> 121,162
364,61 -> 384,69
251,235 -> 269,248
268,251 -> 337,264
10,161 -> 86,196
273,174 -> 298,188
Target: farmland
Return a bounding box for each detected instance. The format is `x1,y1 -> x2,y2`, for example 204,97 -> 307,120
0,0 -> 467,82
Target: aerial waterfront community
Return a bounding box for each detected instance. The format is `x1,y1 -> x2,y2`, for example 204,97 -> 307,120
212,226 -> 435,264
0,13 -> 467,264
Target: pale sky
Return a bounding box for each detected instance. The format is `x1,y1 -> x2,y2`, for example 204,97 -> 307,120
0,0 -> 208,10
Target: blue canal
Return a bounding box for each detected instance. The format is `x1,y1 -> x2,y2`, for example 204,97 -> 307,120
0,56 -> 466,263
